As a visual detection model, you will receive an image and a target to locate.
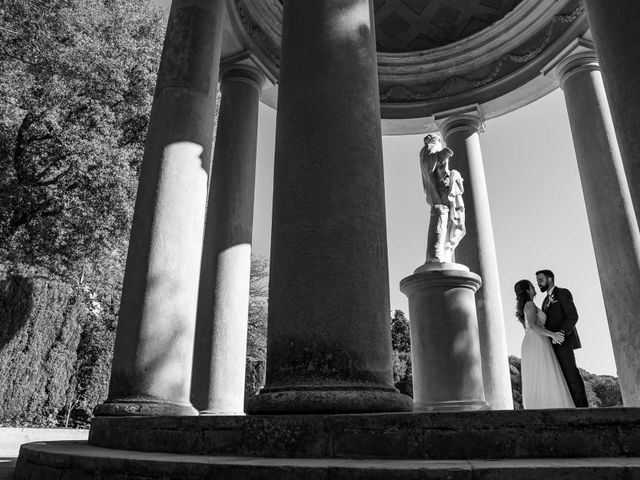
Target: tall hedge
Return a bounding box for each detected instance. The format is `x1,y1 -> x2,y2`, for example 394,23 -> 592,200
0,276 -> 83,425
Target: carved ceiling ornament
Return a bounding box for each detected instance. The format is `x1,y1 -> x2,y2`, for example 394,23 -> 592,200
227,0 -> 587,117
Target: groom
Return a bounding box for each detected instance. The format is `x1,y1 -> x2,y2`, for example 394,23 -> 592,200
536,269 -> 588,407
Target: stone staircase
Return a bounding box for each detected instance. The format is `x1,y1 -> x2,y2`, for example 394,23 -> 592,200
13,408 -> 640,479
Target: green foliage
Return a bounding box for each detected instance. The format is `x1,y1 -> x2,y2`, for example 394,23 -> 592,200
0,0 -> 165,277
0,0 -> 165,426
391,310 -> 412,390
509,355 -> 523,409
0,276 -> 84,426
245,255 -> 269,397
247,256 -> 269,363
0,255 -> 269,426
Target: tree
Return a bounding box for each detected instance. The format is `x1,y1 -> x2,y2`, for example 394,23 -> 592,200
245,255 -> 269,396
0,0 -> 165,278
391,310 -> 412,394
0,0 -> 166,426
247,255 -> 269,362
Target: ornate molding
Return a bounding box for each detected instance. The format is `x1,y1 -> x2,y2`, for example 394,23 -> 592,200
379,1 -> 585,103
227,0 -> 281,78
435,105 -> 486,136
226,0 -> 588,129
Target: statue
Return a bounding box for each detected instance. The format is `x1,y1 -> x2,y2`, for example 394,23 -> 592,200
419,133 -> 466,265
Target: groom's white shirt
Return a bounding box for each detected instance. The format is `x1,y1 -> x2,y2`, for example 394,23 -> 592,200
547,285 -> 555,298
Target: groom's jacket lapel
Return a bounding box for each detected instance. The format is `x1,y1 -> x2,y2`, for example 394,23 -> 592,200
545,286 -> 582,350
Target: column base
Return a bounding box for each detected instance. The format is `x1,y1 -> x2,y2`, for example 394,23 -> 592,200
199,410 -> 246,416
94,398 -> 198,417
414,399 -> 489,412
246,386 -> 413,414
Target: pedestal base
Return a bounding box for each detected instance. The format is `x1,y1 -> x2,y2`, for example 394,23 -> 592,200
413,399 -> 488,412
400,268 -> 487,412
94,399 -> 198,417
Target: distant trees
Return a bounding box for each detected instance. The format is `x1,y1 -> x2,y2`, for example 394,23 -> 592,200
245,256 -> 269,397
0,0 -> 165,278
391,310 -> 412,395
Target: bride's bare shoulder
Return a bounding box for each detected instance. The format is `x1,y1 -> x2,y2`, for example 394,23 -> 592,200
524,301 -> 537,314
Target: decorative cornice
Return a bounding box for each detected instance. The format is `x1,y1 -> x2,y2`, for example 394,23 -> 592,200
220,63 -> 266,90
226,0 -> 589,131
227,0 -> 281,79
435,105 -> 485,137
379,1 -> 585,103
539,36 -> 598,89
557,54 -> 600,88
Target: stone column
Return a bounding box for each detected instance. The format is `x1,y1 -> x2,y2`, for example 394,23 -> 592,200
95,0 -> 224,416
583,2 -> 640,228
558,52 -> 640,406
436,112 -> 513,410
246,0 -> 412,414
191,64 -> 265,414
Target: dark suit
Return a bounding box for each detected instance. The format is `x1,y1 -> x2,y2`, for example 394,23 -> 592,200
543,286 -> 588,407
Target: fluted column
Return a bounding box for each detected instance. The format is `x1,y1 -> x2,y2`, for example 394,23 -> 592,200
583,2 -> 640,228
191,64 -> 265,414
558,52 -> 640,406
246,0 -> 412,414
95,0 -> 224,416
436,112 -> 513,410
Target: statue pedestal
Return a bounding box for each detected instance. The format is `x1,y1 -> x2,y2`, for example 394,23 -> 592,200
400,267 -> 488,412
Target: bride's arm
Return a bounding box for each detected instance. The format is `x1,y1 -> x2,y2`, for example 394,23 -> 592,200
524,302 -> 565,343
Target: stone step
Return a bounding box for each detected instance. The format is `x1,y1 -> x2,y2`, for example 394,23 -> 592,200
0,458 -> 16,480
13,441 -> 640,480
89,408 -> 640,459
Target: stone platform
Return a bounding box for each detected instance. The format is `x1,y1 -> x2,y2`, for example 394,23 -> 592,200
13,408 -> 640,479
87,408 -> 640,459
14,442 -> 640,480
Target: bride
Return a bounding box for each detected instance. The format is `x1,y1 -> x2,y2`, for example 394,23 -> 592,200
514,279 -> 575,409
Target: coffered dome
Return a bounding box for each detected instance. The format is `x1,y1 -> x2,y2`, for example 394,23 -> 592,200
373,0 -> 524,52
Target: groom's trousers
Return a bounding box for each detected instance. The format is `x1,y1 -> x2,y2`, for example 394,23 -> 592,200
554,343 -> 588,407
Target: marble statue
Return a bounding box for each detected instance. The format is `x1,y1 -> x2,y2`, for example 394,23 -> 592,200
419,133 -> 466,264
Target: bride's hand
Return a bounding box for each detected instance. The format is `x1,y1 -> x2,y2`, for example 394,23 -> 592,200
551,331 -> 565,344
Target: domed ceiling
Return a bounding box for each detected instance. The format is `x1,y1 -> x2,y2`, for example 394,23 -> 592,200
226,0 -> 588,134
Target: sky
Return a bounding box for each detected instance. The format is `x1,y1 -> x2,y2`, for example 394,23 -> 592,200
151,0 -> 617,376
252,90 -> 616,377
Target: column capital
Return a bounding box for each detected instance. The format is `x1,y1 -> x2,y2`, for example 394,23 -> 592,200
556,52 -> 600,89
541,37 -> 599,88
435,105 -> 485,138
220,63 -> 266,90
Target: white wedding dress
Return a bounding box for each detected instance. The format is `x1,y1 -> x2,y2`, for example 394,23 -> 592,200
521,303 -> 575,409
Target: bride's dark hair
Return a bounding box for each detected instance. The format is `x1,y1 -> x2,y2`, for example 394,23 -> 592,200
514,279 -> 534,326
